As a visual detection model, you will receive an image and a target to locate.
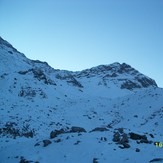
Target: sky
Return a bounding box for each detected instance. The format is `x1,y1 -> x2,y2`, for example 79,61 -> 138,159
0,0 -> 163,87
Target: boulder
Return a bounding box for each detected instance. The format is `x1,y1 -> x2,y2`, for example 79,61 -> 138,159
135,148 -> 140,152
129,132 -> 151,144
50,129 -> 65,139
149,158 -> 163,162
70,126 -> 86,133
43,139 -> 52,147
91,127 -> 108,132
129,132 -> 146,140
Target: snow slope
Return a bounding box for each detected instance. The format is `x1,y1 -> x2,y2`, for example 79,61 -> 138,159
0,36 -> 163,163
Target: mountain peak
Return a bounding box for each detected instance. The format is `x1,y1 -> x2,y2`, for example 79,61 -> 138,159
74,62 -> 157,90
77,62 -> 134,75
0,36 -> 158,91
76,62 -> 137,78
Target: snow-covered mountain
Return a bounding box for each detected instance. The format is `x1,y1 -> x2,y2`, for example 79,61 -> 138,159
0,36 -> 163,163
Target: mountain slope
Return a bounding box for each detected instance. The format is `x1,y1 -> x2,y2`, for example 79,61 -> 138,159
0,37 -> 163,163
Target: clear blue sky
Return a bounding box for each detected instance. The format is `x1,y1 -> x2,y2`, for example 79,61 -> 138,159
0,0 -> 163,87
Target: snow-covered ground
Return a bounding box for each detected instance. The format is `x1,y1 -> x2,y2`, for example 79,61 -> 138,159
0,36 -> 163,163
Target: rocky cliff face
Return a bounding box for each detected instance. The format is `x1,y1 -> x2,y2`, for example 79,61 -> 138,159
74,62 -> 157,90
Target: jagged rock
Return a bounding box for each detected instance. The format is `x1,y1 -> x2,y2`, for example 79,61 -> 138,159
32,69 -> 56,85
136,77 -> 157,88
70,126 -> 86,133
18,68 -> 56,85
0,122 -> 35,138
113,132 -> 120,142
22,130 -> 34,138
32,68 -> 47,81
103,73 -> 118,78
67,77 -> 83,88
118,63 -> 132,74
119,133 -> 129,143
56,74 -> 83,88
121,80 -> 141,90
18,86 -> 47,99
19,87 -> 36,98
113,129 -> 130,148
50,129 -> 65,138
43,139 -> 52,147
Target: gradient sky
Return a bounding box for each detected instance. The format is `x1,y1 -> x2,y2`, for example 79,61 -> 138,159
0,0 -> 163,87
